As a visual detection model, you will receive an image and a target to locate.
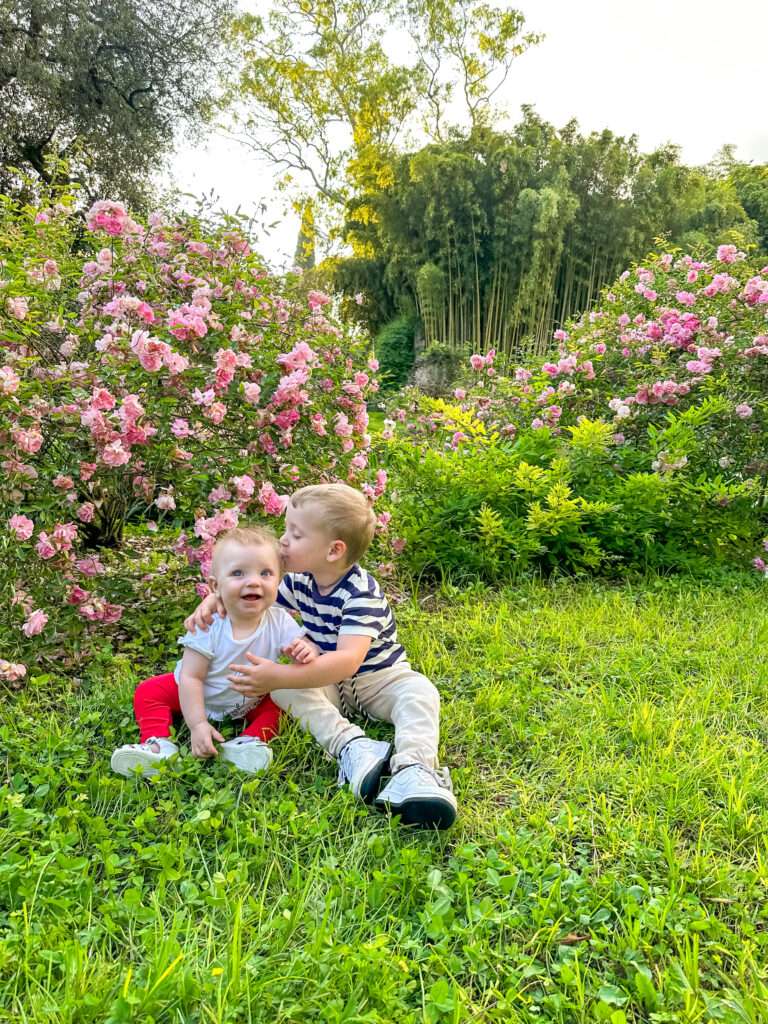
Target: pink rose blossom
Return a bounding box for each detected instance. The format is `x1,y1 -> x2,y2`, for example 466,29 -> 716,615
35,533 -> 57,559
258,482 -> 288,516
7,297 -> 29,320
76,502 -> 96,523
0,660 -> 26,682
243,382 -> 262,405
171,418 -> 192,438
0,366 -> 20,393
717,244 -> 737,263
13,428 -> 43,454
22,609 -> 48,636
735,404 -> 753,419
77,555 -> 106,576
156,488 -> 176,510
102,440 -> 130,467
9,514 -> 35,540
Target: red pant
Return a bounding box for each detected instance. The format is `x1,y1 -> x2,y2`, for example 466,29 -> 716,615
134,673 -> 281,743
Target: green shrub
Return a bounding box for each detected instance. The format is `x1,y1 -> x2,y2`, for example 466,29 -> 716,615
378,248 -> 768,578
374,316 -> 417,389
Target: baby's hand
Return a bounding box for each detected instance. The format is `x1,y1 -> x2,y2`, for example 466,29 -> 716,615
189,721 -> 224,759
284,636 -> 319,664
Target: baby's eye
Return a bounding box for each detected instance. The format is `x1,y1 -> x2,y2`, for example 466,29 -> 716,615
260,569 -> 273,577
232,569 -> 243,576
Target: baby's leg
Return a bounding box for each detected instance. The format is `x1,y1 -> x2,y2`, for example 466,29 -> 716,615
134,673 -> 180,742
111,673 -> 180,777
241,695 -> 282,741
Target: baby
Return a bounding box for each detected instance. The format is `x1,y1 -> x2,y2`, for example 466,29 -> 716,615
111,525 -> 315,777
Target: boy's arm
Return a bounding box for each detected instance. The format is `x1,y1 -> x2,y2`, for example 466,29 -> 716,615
227,634 -> 371,699
184,593 -> 225,634
178,648 -> 224,756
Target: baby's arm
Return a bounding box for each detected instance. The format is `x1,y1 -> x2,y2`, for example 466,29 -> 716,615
178,648 -> 224,757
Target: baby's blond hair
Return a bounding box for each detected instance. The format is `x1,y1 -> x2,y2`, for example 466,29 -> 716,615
290,484 -> 375,565
211,525 -> 282,575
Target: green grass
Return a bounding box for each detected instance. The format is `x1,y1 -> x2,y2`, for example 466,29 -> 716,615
2,575 -> 768,1022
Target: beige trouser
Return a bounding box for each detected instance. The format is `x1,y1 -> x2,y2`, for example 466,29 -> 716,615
271,662 -> 440,771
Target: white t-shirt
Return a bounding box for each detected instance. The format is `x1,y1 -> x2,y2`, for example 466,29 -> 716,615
174,606 -> 302,720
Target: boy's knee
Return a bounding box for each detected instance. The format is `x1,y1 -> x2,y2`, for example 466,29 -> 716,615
269,688 -> 293,712
414,678 -> 440,714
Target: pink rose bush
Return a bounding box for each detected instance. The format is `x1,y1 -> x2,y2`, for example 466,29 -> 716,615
1,191 -> 382,671
378,250 -> 767,578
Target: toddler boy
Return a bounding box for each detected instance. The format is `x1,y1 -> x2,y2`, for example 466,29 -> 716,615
187,484 -> 457,828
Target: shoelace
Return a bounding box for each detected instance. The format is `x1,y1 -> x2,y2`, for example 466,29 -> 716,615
336,741 -> 357,787
407,763 -> 454,792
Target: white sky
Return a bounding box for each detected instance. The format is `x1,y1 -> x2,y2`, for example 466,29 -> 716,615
170,0 -> 768,270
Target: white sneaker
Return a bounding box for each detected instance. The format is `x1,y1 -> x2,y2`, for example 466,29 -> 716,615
219,736 -> 273,774
111,737 -> 179,778
336,737 -> 393,802
375,763 -> 457,829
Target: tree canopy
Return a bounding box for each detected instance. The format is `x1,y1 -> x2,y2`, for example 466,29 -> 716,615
222,0 -> 541,237
0,0 -> 235,206
340,112 -> 765,352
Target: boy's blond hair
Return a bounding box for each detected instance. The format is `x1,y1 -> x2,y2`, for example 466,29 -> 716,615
290,484 -> 375,565
211,525 -> 282,575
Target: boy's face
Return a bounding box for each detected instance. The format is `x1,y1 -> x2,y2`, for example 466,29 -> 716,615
209,540 -> 281,621
280,501 -> 345,575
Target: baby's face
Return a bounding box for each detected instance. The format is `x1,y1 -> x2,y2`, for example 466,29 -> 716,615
209,540 -> 281,619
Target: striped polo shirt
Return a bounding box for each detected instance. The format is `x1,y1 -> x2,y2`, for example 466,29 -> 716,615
277,564 -> 407,674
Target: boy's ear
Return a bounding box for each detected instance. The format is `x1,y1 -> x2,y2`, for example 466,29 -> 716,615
207,574 -> 219,594
327,539 -> 347,563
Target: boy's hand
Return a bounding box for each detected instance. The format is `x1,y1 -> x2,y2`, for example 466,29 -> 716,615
185,593 -> 225,634
189,721 -> 225,759
227,652 -> 284,698
284,636 -> 319,664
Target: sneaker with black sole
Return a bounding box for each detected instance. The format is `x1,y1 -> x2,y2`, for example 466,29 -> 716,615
375,763 -> 457,829
336,737 -> 393,802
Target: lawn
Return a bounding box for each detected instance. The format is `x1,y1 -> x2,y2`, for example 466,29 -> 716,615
2,574 -> 768,1022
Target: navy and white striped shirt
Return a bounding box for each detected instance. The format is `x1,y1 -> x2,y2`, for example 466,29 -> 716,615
277,564 -> 407,674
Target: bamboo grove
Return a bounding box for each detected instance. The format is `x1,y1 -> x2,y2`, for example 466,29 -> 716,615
340,113 -> 768,355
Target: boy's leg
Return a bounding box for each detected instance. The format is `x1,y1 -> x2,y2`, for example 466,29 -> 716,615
355,664 -> 457,829
270,685 -> 391,801
353,664 -> 441,771
134,673 -> 180,742
270,684 -> 364,757
241,695 -> 281,741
